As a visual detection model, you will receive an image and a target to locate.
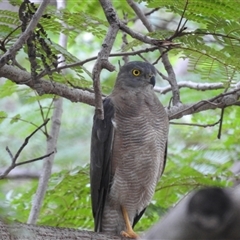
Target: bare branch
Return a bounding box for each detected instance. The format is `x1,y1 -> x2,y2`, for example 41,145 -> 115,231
0,64 -> 96,106
168,0 -> 188,41
168,87 -> 240,119
15,151 -> 54,167
51,47 -> 159,74
161,51 -> 180,105
217,108 -> 225,139
0,119 -> 50,179
154,81 -> 226,94
121,12 -> 130,64
127,0 -> 153,31
0,168 -> 39,179
92,0 -> 120,119
170,120 -> 220,128
0,0 -> 50,68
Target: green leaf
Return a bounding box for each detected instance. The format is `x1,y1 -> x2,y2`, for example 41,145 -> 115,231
10,114 -> 21,124
0,111 -> 7,124
0,80 -> 17,98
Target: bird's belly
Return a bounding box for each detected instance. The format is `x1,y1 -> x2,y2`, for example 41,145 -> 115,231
109,110 -> 166,216
110,147 -> 161,214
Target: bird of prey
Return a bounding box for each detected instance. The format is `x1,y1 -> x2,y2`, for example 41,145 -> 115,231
90,61 -> 169,238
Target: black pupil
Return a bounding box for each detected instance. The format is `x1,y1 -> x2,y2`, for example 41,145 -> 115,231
134,70 -> 139,75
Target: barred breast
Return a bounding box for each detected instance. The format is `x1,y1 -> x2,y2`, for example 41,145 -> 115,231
102,87 -> 168,232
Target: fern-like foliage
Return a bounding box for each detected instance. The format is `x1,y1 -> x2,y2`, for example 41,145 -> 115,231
127,0 -> 240,82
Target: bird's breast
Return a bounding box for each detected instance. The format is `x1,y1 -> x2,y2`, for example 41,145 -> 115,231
109,92 -> 168,211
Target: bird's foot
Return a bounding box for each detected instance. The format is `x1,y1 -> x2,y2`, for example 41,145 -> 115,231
121,230 -> 139,239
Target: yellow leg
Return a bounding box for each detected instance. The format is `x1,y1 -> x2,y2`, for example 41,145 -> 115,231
120,206 -> 139,239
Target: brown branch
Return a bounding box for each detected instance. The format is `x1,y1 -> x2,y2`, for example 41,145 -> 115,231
154,81 -> 226,94
92,0 -> 120,119
168,0 -> 189,41
217,108 -> 225,139
168,87 -> 240,120
0,119 -> 51,179
0,64 -> 96,106
15,151 -> 54,167
52,47 -> 158,74
0,220 -> 128,239
170,120 -> 220,128
179,30 -> 240,42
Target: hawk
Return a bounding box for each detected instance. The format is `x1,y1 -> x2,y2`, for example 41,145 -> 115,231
90,61 -> 169,238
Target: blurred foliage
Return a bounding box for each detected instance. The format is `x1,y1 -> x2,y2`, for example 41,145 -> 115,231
0,0 -> 239,235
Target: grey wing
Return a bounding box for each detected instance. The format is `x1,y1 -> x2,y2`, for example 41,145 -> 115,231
90,97 -> 115,232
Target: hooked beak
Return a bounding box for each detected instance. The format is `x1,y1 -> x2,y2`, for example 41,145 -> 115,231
150,76 -> 155,87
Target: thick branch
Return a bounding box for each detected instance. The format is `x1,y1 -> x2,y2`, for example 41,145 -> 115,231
92,0 -> 120,119
0,221 -> 127,240
1,63 -> 240,119
0,0 -> 50,68
0,64 -> 95,106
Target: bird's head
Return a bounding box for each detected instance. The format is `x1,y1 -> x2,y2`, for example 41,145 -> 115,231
114,61 -> 156,89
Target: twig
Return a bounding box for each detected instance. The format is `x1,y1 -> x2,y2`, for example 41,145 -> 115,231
15,151 -> 54,167
48,47 -> 158,75
121,12 -> 129,64
217,108 -> 224,139
0,119 -> 50,179
168,0 -> 188,40
170,120 -> 220,128
0,115 -> 47,135
0,0 -> 50,68
92,0 -> 120,119
13,118 -> 50,161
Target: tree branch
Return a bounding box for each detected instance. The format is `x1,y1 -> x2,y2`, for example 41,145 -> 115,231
92,0 -> 120,119
0,64 -> 96,106
168,87 -> 240,119
0,0 -> 50,68
154,81 -> 226,94
45,47 -> 159,76
0,221 -> 128,240
0,119 -> 51,179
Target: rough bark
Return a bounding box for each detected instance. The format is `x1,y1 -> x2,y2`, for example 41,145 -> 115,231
0,221 -> 127,240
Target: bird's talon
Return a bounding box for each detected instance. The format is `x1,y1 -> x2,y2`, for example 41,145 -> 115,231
121,230 -> 139,239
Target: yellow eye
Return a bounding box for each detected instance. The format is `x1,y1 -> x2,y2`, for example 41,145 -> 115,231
132,69 -> 141,76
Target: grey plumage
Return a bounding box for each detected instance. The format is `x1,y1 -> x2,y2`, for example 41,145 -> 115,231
90,61 -> 169,238
142,187 -> 240,240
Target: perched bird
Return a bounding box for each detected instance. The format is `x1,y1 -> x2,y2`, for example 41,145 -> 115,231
142,187 -> 240,240
90,61 -> 169,238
